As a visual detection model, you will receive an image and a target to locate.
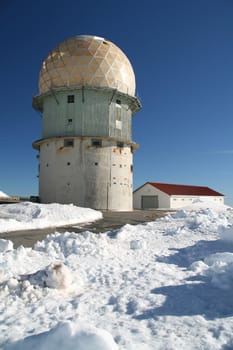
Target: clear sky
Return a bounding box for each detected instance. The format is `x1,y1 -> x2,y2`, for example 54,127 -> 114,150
0,0 -> 233,205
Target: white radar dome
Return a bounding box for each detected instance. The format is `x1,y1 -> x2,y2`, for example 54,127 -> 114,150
39,35 -> 136,96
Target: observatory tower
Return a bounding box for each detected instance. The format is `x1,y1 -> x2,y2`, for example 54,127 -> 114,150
33,35 -> 141,210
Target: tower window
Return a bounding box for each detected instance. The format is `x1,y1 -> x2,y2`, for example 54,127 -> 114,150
92,139 -> 102,147
68,118 -> 73,123
116,99 -> 121,105
64,139 -> 74,147
117,142 -> 124,148
67,95 -> 74,103
67,162 -> 71,166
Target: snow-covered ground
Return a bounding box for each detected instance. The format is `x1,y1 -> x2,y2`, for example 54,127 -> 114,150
0,202 -> 102,232
0,191 -> 10,198
1,200 -> 233,349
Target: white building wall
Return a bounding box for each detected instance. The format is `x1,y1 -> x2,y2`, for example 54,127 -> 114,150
39,137 -> 133,211
170,195 -> 224,209
133,183 -> 170,209
170,196 -> 193,209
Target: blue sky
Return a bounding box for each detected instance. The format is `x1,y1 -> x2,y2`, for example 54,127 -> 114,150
0,0 -> 233,205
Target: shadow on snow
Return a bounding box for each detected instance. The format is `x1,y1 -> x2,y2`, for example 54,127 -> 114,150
135,278 -> 233,320
135,239 -> 233,320
157,239 -> 233,268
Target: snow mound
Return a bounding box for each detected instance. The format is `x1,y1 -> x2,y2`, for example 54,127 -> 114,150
34,230 -> 108,260
130,239 -> 146,250
0,190 -> 10,198
0,202 -> 102,232
174,209 -> 187,218
204,252 -> 233,290
0,239 -> 13,252
20,263 -> 73,289
6,322 -> 118,350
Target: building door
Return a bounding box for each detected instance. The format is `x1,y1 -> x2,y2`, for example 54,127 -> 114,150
141,195 -> 159,209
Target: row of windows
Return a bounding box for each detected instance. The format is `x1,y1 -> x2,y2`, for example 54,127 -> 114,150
112,183 -> 131,186
45,140 -> 133,153
65,182 -> 132,188
66,117 -> 123,126
43,162 -> 132,170
63,139 -> 124,149
63,183 -> 131,188
67,94 -> 122,105
173,197 -> 222,202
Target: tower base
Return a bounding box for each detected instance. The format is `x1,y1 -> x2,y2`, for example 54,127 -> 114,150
33,136 -> 136,211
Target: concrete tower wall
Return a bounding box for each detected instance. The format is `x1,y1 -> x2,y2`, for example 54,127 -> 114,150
38,137 -> 133,210
40,89 -> 133,141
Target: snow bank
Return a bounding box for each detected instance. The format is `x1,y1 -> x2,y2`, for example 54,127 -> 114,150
204,252 -> 233,290
0,239 -> 13,252
0,190 -> 10,198
6,322 -> 118,350
191,251 -> 233,291
0,202 -> 102,232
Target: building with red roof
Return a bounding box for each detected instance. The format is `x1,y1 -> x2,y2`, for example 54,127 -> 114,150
133,182 -> 224,209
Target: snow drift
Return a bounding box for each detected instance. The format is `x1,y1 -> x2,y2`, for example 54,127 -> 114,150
0,190 -> 10,198
0,202 -> 102,232
6,322 -> 118,350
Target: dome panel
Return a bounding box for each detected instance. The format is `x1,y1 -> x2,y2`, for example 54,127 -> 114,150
38,35 -> 136,96
88,40 -> 99,51
106,51 -> 116,63
74,55 -> 92,65
99,61 -> 110,73
94,45 -> 109,58
53,59 -> 64,69
92,57 -> 103,66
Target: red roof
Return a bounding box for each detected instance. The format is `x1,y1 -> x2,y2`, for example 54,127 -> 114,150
143,182 -> 224,196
